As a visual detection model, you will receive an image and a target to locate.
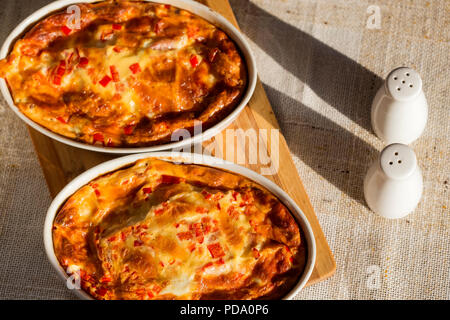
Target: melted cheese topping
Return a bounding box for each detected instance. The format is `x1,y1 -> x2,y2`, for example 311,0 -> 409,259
0,1 -> 247,147
52,159 -> 306,300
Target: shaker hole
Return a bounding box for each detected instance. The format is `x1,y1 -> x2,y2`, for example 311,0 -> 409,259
389,162 -> 393,165
398,160 -> 402,164
395,152 -> 398,156
393,76 -> 398,80
406,73 -> 410,76
409,84 -> 413,87
402,80 -> 406,83
397,87 -> 401,91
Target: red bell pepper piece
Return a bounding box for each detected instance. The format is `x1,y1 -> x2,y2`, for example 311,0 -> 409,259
161,175 -> 182,184
93,132 -> 104,143
78,57 -> 89,67
190,55 -> 199,68
61,26 -> 72,35
207,243 -> 225,258
123,124 -> 135,135
129,63 -> 141,74
99,75 -> 112,87
109,65 -> 120,82
112,23 -> 122,30
56,116 -> 68,124
143,187 -> 152,194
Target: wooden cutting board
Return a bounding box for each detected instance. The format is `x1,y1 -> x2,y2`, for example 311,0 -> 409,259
27,0 -> 335,288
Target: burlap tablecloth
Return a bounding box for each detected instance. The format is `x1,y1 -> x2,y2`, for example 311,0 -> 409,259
0,0 -> 448,299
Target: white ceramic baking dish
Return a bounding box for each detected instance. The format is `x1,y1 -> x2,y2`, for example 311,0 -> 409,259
43,152 -> 316,300
0,0 -> 257,154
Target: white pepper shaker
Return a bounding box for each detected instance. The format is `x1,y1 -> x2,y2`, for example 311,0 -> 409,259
371,67 -> 428,144
364,143 -> 423,219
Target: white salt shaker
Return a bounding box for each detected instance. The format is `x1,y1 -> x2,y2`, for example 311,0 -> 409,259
371,67 -> 428,144
364,143 -> 423,219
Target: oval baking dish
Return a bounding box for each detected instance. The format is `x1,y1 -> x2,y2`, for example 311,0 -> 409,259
0,0 -> 256,153
44,152 -> 316,300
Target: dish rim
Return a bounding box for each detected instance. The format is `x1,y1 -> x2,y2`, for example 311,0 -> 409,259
0,0 -> 257,154
43,152 -> 317,300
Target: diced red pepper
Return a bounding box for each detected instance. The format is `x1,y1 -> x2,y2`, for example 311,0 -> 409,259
100,276 -> 112,283
93,132 -> 104,143
187,26 -> 199,38
188,243 -> 196,252
190,55 -> 199,68
94,189 -> 101,197
227,206 -> 239,219
123,124 -> 135,135
216,258 -> 225,265
207,243 -> 225,258
161,175 -> 182,184
143,187 -> 152,194
164,4 -> 171,9
107,236 -> 116,242
216,203 -> 221,210
53,75 -> 62,85
202,190 -> 212,200
232,191 -> 239,201
154,207 -> 164,215
177,232 -> 192,241
56,60 -> 66,76
134,239 -> 143,247
112,23 -> 122,30
129,63 -> 141,74
96,287 -> 108,296
110,65 -> 120,82
112,93 -> 122,101
192,223 -> 203,238
61,25 -> 72,35
202,218 -> 212,234
56,116 -> 68,124
196,207 -> 208,214
106,138 -> 114,147
252,248 -> 260,259
113,46 -> 122,53
159,261 -> 165,268
78,57 -> 89,68
99,75 -> 112,87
